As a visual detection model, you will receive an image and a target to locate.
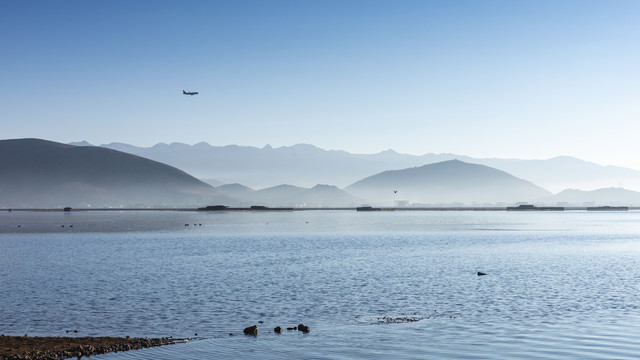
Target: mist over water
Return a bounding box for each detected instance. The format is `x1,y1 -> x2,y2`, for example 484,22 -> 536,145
2,210 -> 640,359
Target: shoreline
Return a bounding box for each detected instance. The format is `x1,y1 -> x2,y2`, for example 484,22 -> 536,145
0,335 -> 187,360
2,206 -> 638,212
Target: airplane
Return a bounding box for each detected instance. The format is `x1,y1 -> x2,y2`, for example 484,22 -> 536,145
183,90 -> 199,96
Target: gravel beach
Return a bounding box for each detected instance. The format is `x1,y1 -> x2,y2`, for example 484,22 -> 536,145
0,335 -> 185,360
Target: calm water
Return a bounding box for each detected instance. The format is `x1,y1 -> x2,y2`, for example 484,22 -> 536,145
2,210 -> 640,359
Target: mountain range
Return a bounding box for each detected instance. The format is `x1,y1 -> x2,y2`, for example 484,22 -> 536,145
79,141 -> 640,193
539,188 -> 640,206
3,138 -> 640,208
215,183 -> 364,208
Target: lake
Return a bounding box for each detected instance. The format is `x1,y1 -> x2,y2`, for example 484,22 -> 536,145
2,210 -> 640,359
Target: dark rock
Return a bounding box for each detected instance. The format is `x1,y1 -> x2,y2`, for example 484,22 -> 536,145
243,325 -> 258,336
298,325 -> 310,333
274,326 -> 282,333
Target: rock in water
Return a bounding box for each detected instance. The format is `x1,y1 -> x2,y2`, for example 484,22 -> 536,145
243,325 -> 258,336
297,324 -> 310,333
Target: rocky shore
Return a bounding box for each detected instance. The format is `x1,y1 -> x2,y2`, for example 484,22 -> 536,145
0,335 -> 185,360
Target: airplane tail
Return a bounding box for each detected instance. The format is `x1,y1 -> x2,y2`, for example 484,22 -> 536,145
182,90 -> 186,94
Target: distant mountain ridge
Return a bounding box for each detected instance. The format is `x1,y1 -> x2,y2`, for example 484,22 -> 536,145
345,160 -> 551,205
3,138 -> 637,208
0,138 -> 229,208
539,187 -> 640,206
215,183 -> 364,207
83,141 -> 640,192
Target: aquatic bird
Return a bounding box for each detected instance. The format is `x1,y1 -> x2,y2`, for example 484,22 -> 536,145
477,271 -> 487,276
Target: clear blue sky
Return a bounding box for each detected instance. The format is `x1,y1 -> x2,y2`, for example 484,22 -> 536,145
2,0 -> 639,168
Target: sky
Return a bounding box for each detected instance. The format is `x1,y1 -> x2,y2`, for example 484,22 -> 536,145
2,0 -> 640,169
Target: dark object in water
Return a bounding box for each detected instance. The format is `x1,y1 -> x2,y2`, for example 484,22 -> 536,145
506,204 -> 564,211
243,325 -> 258,336
477,271 -> 487,276
199,205 -> 229,211
297,324 -> 310,333
64,207 -> 72,212
274,326 -> 282,333
586,206 -> 629,211
356,206 -> 381,211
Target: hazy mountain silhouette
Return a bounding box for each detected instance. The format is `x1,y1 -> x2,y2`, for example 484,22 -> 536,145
0,139 -> 230,208
345,160 -> 551,205
215,183 -> 364,207
100,142 -> 395,189
539,187 -> 640,206
216,183 -> 255,201
91,141 -> 640,192
475,156 -> 640,193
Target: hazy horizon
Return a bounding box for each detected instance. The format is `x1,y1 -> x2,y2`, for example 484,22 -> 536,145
2,1 -> 640,170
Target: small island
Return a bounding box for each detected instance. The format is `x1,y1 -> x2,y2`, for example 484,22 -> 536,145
506,204 -> 564,211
